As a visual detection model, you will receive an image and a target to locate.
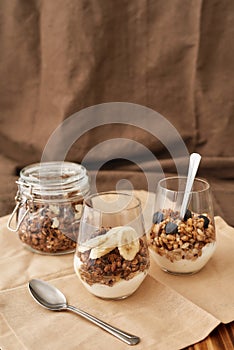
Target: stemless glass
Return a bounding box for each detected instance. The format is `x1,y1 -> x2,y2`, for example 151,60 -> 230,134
74,191 -> 150,299
148,177 -> 216,275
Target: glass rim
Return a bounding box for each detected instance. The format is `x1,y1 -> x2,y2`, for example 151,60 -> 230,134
158,176 -> 210,194
83,191 -> 142,213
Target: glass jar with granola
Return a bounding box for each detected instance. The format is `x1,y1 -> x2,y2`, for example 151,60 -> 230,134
8,161 -> 90,255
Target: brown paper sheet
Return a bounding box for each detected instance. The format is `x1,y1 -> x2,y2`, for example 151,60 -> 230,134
0,275 -> 219,350
0,313 -> 26,350
0,191 -> 233,349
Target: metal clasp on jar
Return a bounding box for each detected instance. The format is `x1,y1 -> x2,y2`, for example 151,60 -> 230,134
7,181 -> 33,232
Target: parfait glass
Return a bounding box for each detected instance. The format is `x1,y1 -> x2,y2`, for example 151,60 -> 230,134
74,191 -> 150,299
148,177 -> 216,275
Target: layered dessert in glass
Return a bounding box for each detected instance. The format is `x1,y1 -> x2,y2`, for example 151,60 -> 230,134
74,192 -> 150,298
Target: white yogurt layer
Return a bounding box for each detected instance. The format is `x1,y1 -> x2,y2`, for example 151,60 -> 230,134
74,256 -> 147,299
150,242 -> 216,274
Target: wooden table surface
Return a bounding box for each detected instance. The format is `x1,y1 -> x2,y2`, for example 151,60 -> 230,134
183,322 -> 234,349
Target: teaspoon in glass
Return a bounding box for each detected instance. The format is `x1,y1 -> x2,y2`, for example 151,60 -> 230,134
180,152 -> 201,219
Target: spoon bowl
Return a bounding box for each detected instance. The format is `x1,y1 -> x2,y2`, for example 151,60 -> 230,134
28,279 -> 140,346
29,279 -> 67,311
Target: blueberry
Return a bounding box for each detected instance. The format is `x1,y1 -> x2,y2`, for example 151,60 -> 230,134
183,209 -> 192,221
165,222 -> 178,234
198,215 -> 210,229
153,211 -> 164,224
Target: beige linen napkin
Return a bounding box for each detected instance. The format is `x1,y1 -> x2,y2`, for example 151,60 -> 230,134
0,190 -> 233,350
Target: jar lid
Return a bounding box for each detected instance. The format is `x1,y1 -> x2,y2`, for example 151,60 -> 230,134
19,161 -> 89,196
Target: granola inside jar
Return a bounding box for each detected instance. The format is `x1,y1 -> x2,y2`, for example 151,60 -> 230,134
8,161 -> 90,255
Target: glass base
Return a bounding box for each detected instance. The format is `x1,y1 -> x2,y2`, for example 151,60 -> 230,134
96,294 -> 131,300
24,244 -> 75,256
160,267 -> 202,276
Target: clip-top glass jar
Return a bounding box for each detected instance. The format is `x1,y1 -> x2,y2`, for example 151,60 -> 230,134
8,161 -> 90,255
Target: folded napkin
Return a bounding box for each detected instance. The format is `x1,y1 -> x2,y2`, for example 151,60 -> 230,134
0,190 -> 233,350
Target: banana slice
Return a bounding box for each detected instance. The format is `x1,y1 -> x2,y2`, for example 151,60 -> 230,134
79,226 -> 122,257
79,226 -> 140,260
89,245 -> 114,259
78,234 -> 109,253
118,226 -> 140,260
89,226 -> 125,259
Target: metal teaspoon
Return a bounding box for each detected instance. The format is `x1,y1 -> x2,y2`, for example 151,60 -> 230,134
28,279 -> 140,346
179,152 -> 201,219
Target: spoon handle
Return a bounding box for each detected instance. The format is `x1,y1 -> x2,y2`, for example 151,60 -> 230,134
180,153 -> 201,219
66,304 -> 140,346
